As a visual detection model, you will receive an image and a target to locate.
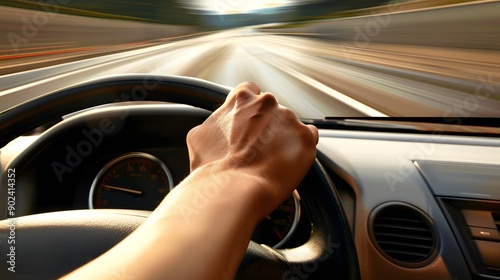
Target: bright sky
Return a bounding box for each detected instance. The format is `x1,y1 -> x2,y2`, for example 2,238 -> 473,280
185,0 -> 312,15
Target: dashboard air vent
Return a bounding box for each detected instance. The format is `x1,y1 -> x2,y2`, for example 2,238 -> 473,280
369,203 -> 438,268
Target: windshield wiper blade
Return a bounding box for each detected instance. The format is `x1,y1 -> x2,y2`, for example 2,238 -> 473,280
301,117 -> 500,136
300,118 -> 417,132
324,117 -> 500,128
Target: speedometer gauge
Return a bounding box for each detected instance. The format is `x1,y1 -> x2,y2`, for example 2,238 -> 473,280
252,190 -> 301,248
89,152 -> 174,210
90,152 -> 300,248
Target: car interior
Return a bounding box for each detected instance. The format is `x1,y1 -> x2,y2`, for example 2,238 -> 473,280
1,0 -> 499,279
0,74 -> 499,280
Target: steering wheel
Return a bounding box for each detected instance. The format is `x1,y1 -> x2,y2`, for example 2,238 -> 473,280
0,75 -> 360,279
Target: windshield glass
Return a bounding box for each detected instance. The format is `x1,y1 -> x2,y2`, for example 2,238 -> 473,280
0,0 -> 498,120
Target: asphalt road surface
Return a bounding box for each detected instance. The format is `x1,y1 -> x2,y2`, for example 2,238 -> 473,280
1,1 -> 499,118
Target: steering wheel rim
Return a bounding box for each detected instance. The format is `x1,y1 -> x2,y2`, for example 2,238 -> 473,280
0,74 -> 230,148
0,74 -> 360,279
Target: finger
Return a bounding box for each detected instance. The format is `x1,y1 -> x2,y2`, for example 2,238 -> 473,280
306,124 -> 319,145
234,81 -> 260,96
224,81 -> 261,107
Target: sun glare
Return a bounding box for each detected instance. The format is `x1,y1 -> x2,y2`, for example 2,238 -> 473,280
204,0 -> 292,14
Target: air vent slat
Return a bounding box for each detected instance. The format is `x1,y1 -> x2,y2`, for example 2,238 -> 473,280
374,224 -> 430,232
374,232 -> 433,241
377,240 -> 434,250
376,217 -> 426,225
370,203 -> 437,267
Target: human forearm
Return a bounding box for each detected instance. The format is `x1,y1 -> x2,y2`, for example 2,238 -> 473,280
62,162 -> 266,280
142,162 -> 269,279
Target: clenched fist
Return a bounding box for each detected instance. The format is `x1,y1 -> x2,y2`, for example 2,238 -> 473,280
187,82 -> 318,217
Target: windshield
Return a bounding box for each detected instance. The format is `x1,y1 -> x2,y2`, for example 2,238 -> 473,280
0,0 -> 498,120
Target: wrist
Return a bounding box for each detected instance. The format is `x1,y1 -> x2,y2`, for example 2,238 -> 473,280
189,160 -> 275,223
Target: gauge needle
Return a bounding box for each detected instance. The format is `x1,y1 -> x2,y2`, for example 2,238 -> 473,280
274,229 -> 283,239
103,185 -> 142,195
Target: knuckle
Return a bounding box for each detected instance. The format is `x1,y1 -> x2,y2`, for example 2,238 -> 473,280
227,82 -> 261,107
301,126 -> 316,146
281,107 -> 298,120
236,82 -> 260,98
307,124 -> 319,144
259,92 -> 278,108
234,88 -> 254,102
296,125 -> 310,140
186,125 -> 200,144
240,81 -> 260,93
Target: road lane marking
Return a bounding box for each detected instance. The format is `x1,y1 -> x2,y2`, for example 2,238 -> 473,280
0,43 -> 173,97
281,65 -> 387,117
244,39 -> 387,117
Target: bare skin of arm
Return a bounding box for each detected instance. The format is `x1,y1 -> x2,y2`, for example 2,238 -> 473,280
61,82 -> 318,280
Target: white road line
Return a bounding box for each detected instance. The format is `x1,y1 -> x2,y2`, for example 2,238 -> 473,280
281,65 -> 387,117
0,59 -> 117,97
0,43 -> 172,97
0,43 -> 171,79
245,38 -> 387,117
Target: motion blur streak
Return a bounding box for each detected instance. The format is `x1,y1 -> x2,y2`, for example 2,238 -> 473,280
0,1 -> 499,118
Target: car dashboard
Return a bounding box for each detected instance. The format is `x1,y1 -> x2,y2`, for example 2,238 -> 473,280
1,103 -> 500,279
317,127 -> 500,279
0,104 -> 312,250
